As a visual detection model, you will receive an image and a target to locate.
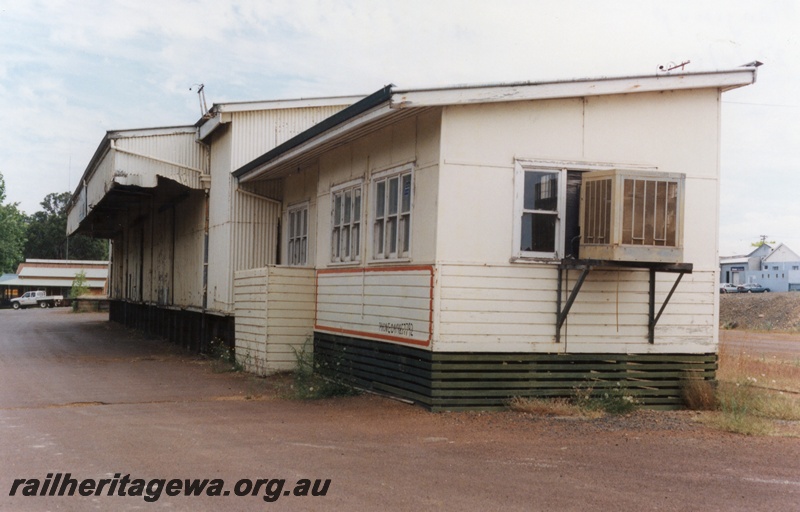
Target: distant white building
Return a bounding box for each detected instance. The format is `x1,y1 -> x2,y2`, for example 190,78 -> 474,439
720,244 -> 800,291
719,244 -> 772,286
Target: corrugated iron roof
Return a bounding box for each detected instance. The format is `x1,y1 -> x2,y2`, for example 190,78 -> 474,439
0,278 -> 106,288
17,267 -> 108,279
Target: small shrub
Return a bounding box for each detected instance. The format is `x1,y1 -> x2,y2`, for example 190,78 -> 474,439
206,337 -> 242,373
70,270 -> 90,312
290,341 -> 359,400
682,378 -> 718,410
574,383 -> 640,415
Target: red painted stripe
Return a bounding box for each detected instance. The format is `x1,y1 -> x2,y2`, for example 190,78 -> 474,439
314,264 -> 435,347
314,324 -> 431,347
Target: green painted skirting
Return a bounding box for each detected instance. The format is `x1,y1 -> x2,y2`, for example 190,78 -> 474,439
314,332 -> 717,411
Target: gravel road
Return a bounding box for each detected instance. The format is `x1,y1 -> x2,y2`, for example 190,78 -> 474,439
1,309 -> 798,511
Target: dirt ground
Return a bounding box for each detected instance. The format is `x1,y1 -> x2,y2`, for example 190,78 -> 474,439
720,329 -> 800,360
720,291 -> 800,331
1,309 -> 799,511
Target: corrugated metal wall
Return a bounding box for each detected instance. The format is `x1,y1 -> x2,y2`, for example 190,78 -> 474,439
86,153 -> 115,211
232,190 -> 280,272
111,235 -> 125,299
66,186 -> 87,234
210,103 -> 350,311
120,131 -> 207,170
115,132 -> 208,190
230,106 -> 348,170
172,193 -> 205,307
107,191 -> 205,308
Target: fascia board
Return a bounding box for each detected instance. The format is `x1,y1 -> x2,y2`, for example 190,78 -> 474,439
107,126 -> 197,138
390,69 -> 757,108
213,95 -> 365,114
198,114 -> 222,141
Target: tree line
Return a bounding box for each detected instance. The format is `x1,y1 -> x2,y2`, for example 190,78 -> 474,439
0,172 -> 107,274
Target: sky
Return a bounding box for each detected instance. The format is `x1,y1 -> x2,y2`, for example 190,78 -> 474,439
0,0 -> 797,256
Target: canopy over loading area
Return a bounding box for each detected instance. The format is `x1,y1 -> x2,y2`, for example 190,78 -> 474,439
67,126 -> 209,239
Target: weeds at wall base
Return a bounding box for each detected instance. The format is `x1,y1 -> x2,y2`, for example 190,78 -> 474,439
573,383 -> 640,415
681,379 -> 718,411
683,358 -> 800,436
289,341 -> 360,400
510,383 -> 640,418
205,337 -> 243,373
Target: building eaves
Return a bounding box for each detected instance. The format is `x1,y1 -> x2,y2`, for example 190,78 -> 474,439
0,277 -> 106,289
208,95 -> 367,114
233,65 -> 760,183
23,259 -> 110,265
67,126 -> 198,212
196,94 -> 367,141
720,257 -> 749,264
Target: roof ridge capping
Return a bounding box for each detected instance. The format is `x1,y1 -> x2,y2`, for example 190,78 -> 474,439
234,64 -> 760,181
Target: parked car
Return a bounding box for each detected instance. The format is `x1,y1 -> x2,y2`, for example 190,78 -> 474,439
736,283 -> 770,293
10,290 -> 64,309
720,283 -> 739,293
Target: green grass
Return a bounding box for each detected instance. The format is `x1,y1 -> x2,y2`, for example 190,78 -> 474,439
685,345 -> 800,436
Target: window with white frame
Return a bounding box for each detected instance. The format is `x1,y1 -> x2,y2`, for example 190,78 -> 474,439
372,164 -> 413,260
512,162 -> 567,259
331,181 -> 362,263
286,203 -> 308,266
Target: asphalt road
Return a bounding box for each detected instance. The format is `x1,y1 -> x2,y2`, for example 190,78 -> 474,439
1,308 -> 799,511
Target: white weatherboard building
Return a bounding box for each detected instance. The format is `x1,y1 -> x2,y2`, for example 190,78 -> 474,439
68,66 -> 759,410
